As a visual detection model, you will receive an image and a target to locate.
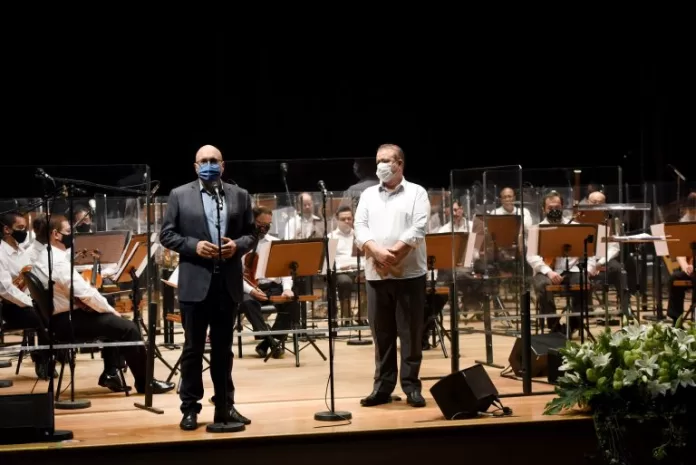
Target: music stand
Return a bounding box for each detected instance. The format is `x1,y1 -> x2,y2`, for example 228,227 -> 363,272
538,224 -> 598,343
265,239 -> 326,361
424,232 -> 467,358
663,222 -> 696,321
73,231 -> 128,266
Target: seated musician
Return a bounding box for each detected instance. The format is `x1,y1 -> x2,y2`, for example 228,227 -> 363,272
584,191 -> 626,296
74,205 -> 94,234
283,192 -> 324,239
31,213 -> 175,394
0,211 -> 52,379
491,187 -> 533,232
527,191 -> 597,335
667,195 -> 696,321
240,206 -> 299,359
328,205 -> 365,326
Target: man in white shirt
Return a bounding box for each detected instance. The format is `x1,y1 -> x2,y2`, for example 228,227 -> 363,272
239,206 -> 298,359
0,211 -> 51,379
31,214 -> 174,395
354,144 -> 429,408
526,191 -> 597,334
328,205 -> 363,325
492,187 -> 534,232
680,192 -> 696,222
283,192 -> 324,240
584,191 -> 635,304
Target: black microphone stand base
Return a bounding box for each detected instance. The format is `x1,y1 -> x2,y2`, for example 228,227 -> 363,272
55,399 -> 91,410
206,421 -> 246,433
134,402 -> 164,415
346,338 -> 372,346
0,379 -> 12,388
314,409 -> 352,422
0,360 -> 10,368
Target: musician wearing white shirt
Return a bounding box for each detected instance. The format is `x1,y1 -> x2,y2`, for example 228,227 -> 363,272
585,191 -> 635,305
354,144 -> 428,408
31,214 -> 174,395
329,205 -> 363,325
667,195 -> 695,321
0,211 -> 51,379
283,192 -> 324,240
240,206 -> 298,359
492,187 -> 533,232
526,192 -> 597,334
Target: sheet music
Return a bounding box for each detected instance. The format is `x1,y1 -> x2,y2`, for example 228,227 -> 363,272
596,225 -> 608,258
254,240 -> 272,279
271,206 -> 296,238
526,225 -> 539,257
320,238 -> 339,274
463,232 -> 477,268
136,242 -> 160,278
162,266 -> 179,288
113,242 -> 140,281
650,224 -> 669,257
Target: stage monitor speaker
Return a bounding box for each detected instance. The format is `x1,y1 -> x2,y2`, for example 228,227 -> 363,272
508,333 -> 567,378
547,347 -> 563,384
430,364 -> 498,420
0,392 -> 71,445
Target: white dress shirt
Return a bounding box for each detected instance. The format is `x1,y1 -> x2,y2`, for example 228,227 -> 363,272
596,239 -> 620,266
0,240 -> 33,307
492,206 -> 534,231
283,214 -> 320,240
354,178 -> 430,281
329,228 -> 359,270
241,234 -> 293,294
31,245 -> 117,315
680,213 -> 696,223
527,218 -> 597,276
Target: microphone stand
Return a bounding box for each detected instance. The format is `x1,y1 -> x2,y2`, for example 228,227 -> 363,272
315,181 -> 352,422
281,163 -> 295,214
55,183 -> 92,410
207,183 -> 245,433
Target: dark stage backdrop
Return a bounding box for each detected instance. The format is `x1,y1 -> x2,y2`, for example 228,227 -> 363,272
1,28 -> 694,199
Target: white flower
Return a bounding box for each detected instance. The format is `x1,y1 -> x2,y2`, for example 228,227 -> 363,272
609,331 -> 626,347
590,353 -> 611,369
635,354 -> 659,377
623,324 -> 648,341
558,359 -> 576,371
676,369 -> 696,388
647,379 -> 670,397
561,372 -> 581,385
622,368 -> 640,386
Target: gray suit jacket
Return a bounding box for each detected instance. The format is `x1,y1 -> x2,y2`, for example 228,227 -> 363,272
159,180 -> 255,303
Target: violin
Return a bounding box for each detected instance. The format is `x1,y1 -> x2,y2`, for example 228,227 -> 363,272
12,265 -> 33,291
80,249 -> 103,289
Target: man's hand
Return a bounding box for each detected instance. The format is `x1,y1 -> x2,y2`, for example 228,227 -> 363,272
368,244 -> 396,267
221,237 -> 237,259
196,240 -> 218,259
281,289 -> 294,299
589,267 -> 600,277
547,271 -> 563,285
250,288 -> 268,301
684,264 -> 694,276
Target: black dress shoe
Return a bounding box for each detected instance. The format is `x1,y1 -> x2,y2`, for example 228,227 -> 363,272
99,372 -> 130,392
406,390 -> 426,407
136,379 -> 175,394
180,412 -> 198,431
214,405 -> 251,425
360,391 -> 392,407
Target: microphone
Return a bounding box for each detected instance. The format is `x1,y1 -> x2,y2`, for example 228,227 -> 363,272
280,163 -> 288,175
35,168 -> 55,184
667,164 -> 686,181
212,180 -> 224,201
317,180 -> 328,197
613,216 -> 623,236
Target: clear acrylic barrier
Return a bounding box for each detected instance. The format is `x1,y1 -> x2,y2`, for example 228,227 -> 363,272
0,164 -> 159,407
448,166 -> 531,391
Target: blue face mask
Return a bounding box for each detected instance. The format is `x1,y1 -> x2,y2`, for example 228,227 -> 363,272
198,162 -> 222,182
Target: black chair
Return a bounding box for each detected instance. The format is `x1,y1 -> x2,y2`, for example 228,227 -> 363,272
23,270 -> 129,405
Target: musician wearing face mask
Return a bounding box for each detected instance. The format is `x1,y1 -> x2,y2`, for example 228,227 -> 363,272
526,192 -> 597,334
74,206 -> 94,234
354,144 -> 429,408
239,206 -> 298,359
31,214 -> 175,394
160,144 -> 256,431
0,212 -> 52,379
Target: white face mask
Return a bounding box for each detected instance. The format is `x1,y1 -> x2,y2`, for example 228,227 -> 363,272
376,162 -> 396,183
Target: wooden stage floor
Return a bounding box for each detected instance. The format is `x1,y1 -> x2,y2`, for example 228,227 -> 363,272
0,321 -> 597,464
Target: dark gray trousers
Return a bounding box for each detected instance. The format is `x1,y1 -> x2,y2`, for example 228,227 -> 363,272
366,274 -> 426,395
